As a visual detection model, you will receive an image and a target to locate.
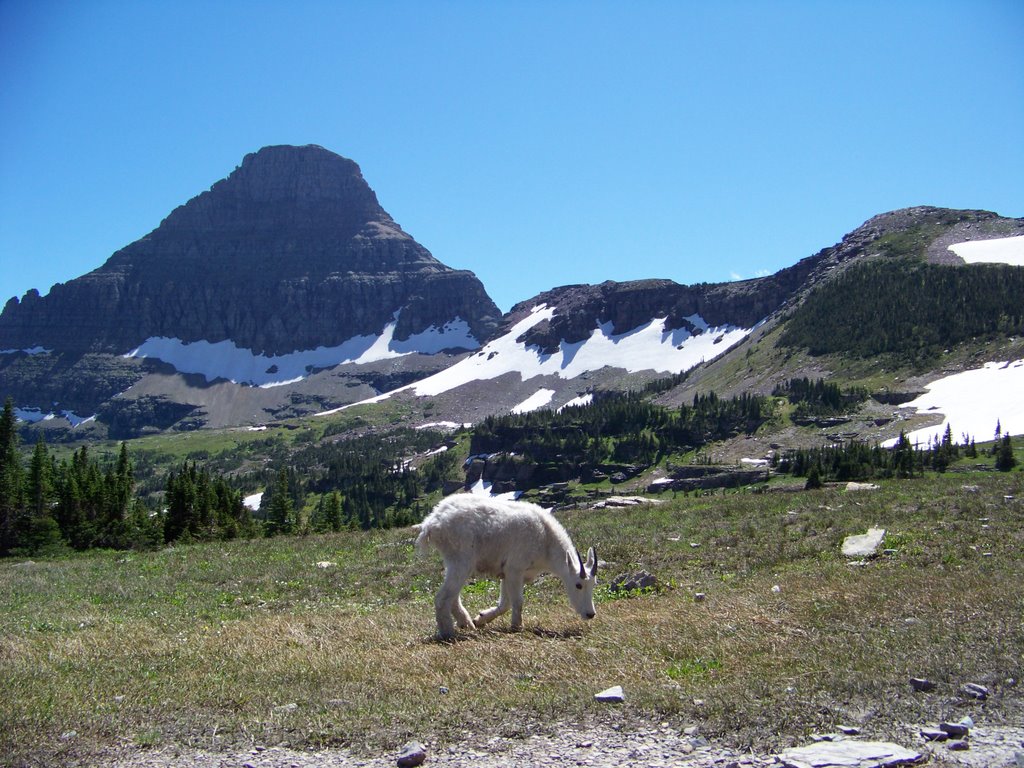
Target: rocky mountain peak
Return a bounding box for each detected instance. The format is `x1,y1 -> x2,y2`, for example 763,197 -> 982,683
0,145 -> 501,356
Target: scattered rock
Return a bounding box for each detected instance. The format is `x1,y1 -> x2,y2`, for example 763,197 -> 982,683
839,726 -> 862,736
60,730 -> 78,741
940,721 -> 970,738
947,739 -> 970,751
910,677 -> 937,692
592,495 -> 665,508
594,685 -> 625,703
962,683 -> 989,700
396,741 -> 427,768
841,527 -> 886,558
272,703 -> 298,714
779,740 -> 922,767
845,482 -> 880,492
608,571 -> 659,593
694,592 -> 707,602
316,561 -> 336,569
921,727 -> 948,741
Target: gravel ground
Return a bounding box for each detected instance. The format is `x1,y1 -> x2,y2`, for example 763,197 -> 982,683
99,723 -> 775,768
93,721 -> 1024,768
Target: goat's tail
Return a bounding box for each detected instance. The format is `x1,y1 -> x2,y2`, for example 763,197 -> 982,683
413,523 -> 432,556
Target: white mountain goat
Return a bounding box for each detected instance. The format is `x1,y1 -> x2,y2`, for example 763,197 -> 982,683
415,494 -> 597,640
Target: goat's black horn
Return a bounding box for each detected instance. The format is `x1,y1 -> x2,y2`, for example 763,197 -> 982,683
575,547 -> 586,579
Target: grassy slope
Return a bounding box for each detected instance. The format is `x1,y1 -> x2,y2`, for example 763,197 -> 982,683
2,467 -> 1022,766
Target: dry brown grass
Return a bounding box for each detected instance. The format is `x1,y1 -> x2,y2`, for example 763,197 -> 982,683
2,471 -> 1022,766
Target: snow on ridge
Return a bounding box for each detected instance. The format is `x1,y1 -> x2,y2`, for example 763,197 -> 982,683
882,359 -> 1024,448
948,235 -> 1024,267
319,307 -> 753,416
243,492 -> 263,511
407,310 -> 751,398
124,315 -> 478,387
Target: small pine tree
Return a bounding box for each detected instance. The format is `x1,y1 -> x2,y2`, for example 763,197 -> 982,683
266,468 -> 295,536
995,435 -> 1016,472
805,464 -> 823,490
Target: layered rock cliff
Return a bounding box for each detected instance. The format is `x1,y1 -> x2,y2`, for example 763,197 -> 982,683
0,145 -> 501,356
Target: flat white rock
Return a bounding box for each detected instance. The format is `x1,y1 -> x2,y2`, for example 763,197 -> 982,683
594,685 -> 625,703
779,739 -> 921,767
841,528 -> 886,558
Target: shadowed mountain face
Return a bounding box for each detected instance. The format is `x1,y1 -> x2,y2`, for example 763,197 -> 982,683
0,145 -> 501,356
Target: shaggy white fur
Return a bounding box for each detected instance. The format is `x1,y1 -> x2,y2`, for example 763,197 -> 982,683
415,494 -> 597,640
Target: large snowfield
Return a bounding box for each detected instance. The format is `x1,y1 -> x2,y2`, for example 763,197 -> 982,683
883,359 -> 1024,447
124,315 -> 478,387
405,305 -> 749,397
322,304 -> 752,415
947,234 -> 1024,266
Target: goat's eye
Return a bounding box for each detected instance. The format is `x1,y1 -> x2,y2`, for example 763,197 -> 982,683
576,583 -> 583,590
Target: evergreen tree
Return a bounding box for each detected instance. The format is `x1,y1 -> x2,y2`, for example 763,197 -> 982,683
995,435 -> 1017,472
24,436 -> 62,553
0,398 -> 24,555
325,491 -> 343,531
266,467 -> 296,536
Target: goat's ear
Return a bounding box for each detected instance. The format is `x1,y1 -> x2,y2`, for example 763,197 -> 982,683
586,547 -> 597,577
566,550 -> 574,571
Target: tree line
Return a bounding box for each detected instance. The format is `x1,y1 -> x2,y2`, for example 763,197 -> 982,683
778,259 -> 1024,366
776,423 -> 1016,485
471,390 -> 772,471
772,377 -> 869,419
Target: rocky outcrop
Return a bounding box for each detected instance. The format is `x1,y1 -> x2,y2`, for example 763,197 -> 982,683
0,145 -> 501,356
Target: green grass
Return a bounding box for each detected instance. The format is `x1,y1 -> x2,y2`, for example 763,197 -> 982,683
2,471 -> 1022,766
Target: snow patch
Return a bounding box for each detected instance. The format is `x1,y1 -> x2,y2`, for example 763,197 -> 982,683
469,478 -> 521,501
243,492 -> 264,512
124,315 -> 478,387
558,393 -> 594,411
1,346 -> 51,355
511,388 -> 555,414
415,421 -> 466,431
882,359 -> 1024,447
14,407 -> 94,427
948,235 -> 1024,266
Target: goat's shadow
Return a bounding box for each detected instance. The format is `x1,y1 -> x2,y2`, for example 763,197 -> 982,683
421,624 -> 587,645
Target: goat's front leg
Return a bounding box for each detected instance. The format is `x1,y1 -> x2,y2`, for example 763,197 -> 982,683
507,575 -> 526,630
474,578 -> 511,627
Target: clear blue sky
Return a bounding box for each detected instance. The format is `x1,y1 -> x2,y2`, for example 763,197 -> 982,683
1,1 -> 1022,314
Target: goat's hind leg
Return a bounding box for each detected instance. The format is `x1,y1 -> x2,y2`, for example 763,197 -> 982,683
474,578 -> 512,627
434,562 -> 472,640
452,594 -> 475,629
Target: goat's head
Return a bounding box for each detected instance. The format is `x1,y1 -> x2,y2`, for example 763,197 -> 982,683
564,547 -> 598,620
